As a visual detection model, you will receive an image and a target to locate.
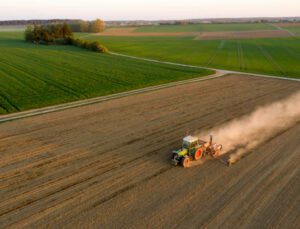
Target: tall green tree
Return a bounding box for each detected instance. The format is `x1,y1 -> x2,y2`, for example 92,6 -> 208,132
51,24 -> 62,39
62,23 -> 73,38
32,25 -> 42,42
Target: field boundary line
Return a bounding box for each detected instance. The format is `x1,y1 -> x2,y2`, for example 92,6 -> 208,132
270,24 -> 295,36
110,52 -> 300,82
0,72 -> 225,123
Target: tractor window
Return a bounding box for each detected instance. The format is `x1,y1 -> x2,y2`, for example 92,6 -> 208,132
190,141 -> 197,148
183,142 -> 189,148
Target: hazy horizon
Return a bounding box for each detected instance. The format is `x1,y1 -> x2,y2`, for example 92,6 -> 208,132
1,15 -> 300,22
1,0 -> 299,21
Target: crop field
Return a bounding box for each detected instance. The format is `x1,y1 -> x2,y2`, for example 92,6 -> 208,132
0,25 -> 26,32
196,30 -> 292,40
98,24 -> 291,39
134,23 -> 277,32
98,29 -> 291,39
286,27 -> 300,36
271,23 -> 300,36
0,32 -> 212,114
84,35 -> 300,78
1,74 -> 299,228
79,23 -> 300,78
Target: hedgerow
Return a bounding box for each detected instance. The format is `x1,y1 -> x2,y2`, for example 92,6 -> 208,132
25,24 -> 108,53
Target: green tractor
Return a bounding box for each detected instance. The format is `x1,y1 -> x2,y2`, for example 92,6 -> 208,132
171,135 -> 222,168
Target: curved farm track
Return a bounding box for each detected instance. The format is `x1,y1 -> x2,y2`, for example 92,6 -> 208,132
0,74 -> 299,228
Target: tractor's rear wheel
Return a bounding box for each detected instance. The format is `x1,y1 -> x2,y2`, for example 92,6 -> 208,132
181,157 -> 190,168
194,149 -> 202,161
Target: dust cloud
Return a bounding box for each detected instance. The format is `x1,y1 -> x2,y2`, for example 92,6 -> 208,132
201,90 -> 300,164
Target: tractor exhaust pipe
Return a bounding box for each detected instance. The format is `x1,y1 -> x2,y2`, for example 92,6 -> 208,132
209,135 -> 213,146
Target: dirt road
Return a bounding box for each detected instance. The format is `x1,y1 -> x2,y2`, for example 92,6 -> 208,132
0,74 -> 299,228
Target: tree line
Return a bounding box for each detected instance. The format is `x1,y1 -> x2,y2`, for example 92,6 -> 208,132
69,19 -> 105,33
0,19 -> 79,26
25,23 -> 73,44
25,23 -> 108,53
0,19 -> 106,31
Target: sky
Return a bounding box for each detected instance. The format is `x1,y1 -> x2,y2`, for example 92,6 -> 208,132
1,0 -> 299,21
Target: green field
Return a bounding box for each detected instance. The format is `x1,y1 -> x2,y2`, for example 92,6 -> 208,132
83,35 -> 300,78
0,25 -> 26,32
135,23 -> 277,32
2,23 -> 299,115
0,32 -> 213,114
285,27 -> 300,36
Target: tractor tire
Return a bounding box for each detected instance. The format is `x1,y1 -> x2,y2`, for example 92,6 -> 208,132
181,157 -> 190,168
194,149 -> 202,161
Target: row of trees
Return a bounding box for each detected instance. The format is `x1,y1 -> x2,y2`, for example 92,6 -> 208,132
24,18 -> 106,43
69,19 -> 105,33
24,23 -> 108,53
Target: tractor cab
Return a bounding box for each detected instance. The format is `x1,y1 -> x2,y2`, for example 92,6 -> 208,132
182,136 -> 198,149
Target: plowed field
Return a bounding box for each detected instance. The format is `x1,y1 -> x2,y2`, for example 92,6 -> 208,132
0,74 -> 299,228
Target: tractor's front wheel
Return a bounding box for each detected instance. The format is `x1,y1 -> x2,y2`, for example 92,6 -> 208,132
181,157 -> 190,168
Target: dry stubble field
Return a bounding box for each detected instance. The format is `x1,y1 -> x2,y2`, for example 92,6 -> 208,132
0,74 -> 299,228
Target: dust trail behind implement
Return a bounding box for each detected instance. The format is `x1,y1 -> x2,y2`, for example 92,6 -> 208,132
200,90 -> 300,164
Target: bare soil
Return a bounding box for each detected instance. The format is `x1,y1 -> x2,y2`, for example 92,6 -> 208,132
196,30 -> 292,40
0,74 -> 299,228
273,23 -> 300,27
99,30 -> 197,37
102,27 -> 137,34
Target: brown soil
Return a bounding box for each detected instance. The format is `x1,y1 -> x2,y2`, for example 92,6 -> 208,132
102,27 -> 137,33
0,74 -> 299,228
98,28 -> 292,39
196,30 -> 292,40
99,30 -> 197,37
273,23 -> 300,27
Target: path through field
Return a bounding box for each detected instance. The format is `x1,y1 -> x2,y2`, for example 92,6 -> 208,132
0,75 -> 299,228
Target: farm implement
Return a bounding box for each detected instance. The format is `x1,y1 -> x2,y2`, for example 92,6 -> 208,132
171,135 -> 225,168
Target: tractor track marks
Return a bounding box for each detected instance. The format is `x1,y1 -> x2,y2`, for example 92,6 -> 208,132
255,42 -> 287,77
0,74 -> 299,228
205,40 -> 225,66
237,41 -> 246,71
0,58 -> 81,99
